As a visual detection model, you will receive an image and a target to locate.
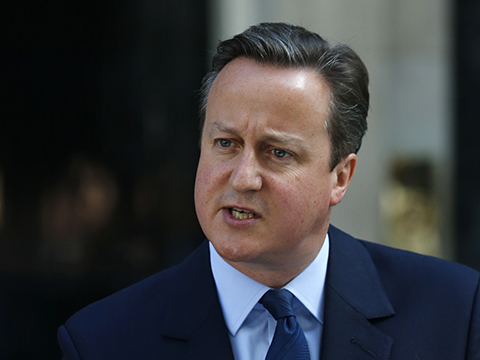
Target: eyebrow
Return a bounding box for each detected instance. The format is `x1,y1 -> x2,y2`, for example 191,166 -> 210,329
260,131 -> 306,148
208,121 -> 307,149
208,122 -> 239,138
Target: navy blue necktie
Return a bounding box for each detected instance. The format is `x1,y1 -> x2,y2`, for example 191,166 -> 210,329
260,289 -> 311,360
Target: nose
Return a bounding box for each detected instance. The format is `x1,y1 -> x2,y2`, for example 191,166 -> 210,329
229,149 -> 262,192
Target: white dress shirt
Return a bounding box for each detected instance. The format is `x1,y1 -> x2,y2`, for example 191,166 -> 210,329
210,235 -> 329,360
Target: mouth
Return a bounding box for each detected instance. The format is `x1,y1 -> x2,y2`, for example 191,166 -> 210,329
229,207 -> 257,220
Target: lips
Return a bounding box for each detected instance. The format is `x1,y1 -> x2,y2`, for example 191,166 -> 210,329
229,207 -> 257,220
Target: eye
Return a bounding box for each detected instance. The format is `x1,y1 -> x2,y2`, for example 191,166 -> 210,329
216,139 -> 233,148
272,148 -> 292,158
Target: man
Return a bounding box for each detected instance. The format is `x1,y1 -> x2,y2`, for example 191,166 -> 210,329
58,22 -> 480,360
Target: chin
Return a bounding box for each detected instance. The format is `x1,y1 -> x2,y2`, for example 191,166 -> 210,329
210,237 -> 260,264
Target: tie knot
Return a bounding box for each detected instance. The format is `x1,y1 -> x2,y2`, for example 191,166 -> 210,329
260,289 -> 295,320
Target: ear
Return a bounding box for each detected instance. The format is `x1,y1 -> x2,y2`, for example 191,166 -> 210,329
329,153 -> 357,206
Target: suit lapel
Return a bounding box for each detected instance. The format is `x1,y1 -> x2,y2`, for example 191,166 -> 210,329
321,226 -> 395,360
161,241 -> 234,360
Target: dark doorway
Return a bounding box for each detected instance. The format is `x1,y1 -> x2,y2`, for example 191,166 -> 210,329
1,1 -> 207,358
454,1 -> 480,272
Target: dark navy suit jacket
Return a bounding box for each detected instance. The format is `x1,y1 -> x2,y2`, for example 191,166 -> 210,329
58,226 -> 480,359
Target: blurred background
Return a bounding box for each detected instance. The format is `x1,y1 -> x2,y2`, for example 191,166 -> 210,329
1,0 -> 479,358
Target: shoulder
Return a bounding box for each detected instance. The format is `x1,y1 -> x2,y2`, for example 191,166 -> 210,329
328,226 -> 480,358
360,235 -> 479,288
329,225 -> 480,305
330,225 -> 479,279
61,241 -> 211,342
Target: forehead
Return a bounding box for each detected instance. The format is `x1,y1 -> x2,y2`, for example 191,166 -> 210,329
205,57 -> 331,135
211,57 -> 328,99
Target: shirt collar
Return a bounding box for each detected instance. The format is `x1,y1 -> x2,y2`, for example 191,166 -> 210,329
210,234 -> 329,336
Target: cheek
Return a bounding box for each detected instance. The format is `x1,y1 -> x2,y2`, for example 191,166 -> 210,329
194,167 -> 215,235
277,173 -> 333,216
194,157 -> 211,208
194,156 -> 228,209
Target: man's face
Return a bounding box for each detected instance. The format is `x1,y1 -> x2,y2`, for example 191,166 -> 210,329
194,57 -> 355,277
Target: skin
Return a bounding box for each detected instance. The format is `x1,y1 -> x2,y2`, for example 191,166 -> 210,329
194,57 -> 357,288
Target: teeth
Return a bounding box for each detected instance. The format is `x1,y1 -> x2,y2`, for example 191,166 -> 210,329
231,207 -> 255,220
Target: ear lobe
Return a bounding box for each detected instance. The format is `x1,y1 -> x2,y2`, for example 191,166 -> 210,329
330,153 -> 357,206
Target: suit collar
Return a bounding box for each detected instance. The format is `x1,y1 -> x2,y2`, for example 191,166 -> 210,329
326,226 -> 395,319
321,226 -> 395,359
161,241 -> 234,360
